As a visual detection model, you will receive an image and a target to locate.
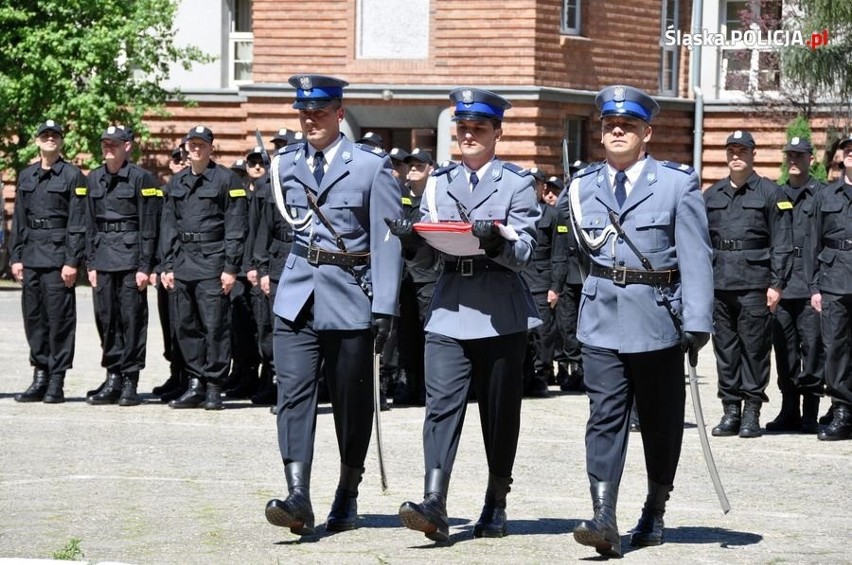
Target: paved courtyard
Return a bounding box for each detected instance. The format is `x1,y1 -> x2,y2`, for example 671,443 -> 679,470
0,285 -> 848,564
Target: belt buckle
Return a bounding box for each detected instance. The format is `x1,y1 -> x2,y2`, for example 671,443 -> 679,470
460,258 -> 474,277
612,266 -> 627,285
307,246 -> 321,265
32,219 -> 45,229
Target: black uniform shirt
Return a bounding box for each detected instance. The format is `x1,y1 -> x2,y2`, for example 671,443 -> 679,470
778,176 -> 823,299
521,202 -> 568,294
805,178 -> 852,295
704,171 -> 793,291
160,161 -> 248,281
253,177 -> 293,282
402,193 -> 441,284
10,158 -> 87,269
85,160 -> 162,273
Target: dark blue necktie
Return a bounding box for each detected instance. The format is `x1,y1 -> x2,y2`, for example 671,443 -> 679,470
470,171 -> 479,190
614,170 -> 627,207
313,151 -> 325,185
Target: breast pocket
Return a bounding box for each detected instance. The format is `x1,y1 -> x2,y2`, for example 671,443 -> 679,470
476,205 -> 508,223
285,191 -> 309,221
46,179 -> 70,209
633,211 -> 672,253
580,214 -> 608,239
112,185 -> 137,216
741,197 -> 766,227
327,191 -> 365,233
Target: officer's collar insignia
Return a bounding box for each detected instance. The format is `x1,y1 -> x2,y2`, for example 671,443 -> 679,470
791,136 -> 800,145
299,76 -> 313,91
461,89 -> 473,104
647,172 -> 656,182
733,130 -> 743,139
491,167 -> 499,179
342,151 -> 351,160
372,146 -> 382,153
680,163 -> 689,170
294,150 -> 303,161
450,168 -> 459,179
613,86 -> 626,102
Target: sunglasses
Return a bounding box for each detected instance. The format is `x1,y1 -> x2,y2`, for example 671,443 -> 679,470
247,159 -> 265,167
171,156 -> 183,165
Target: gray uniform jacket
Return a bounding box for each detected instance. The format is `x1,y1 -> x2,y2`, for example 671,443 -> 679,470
419,160 -> 542,340
272,137 -> 403,330
557,157 -> 714,354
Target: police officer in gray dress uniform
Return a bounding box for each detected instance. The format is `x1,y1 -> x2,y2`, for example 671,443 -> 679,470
557,86 -> 714,557
264,75 -> 402,536
393,88 -> 541,541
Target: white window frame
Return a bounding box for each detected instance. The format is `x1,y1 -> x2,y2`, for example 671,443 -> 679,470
561,0 -> 581,36
227,0 -> 253,86
718,0 -> 781,94
659,0 -> 679,95
564,118 -> 586,164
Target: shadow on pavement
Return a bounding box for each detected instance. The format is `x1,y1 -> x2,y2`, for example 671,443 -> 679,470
657,525 -> 762,546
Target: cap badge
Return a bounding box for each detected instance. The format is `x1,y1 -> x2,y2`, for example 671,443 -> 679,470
461,90 -> 473,104
299,76 -> 313,91
278,128 -> 287,135
613,86 -> 626,102
46,119 -> 55,126
107,126 -> 116,134
734,130 -> 743,139
791,137 -> 800,145
195,125 -> 205,133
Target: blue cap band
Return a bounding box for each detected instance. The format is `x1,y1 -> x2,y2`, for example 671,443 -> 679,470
600,100 -> 652,122
454,101 -> 505,120
296,86 -> 343,101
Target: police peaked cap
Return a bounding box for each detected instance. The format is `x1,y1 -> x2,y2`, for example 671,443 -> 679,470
289,74 -> 349,110
596,85 -> 660,123
450,88 -> 512,122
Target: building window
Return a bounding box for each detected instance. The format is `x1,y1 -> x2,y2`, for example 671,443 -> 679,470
228,0 -> 253,85
564,118 -> 586,164
659,0 -> 679,95
561,0 -> 581,35
357,0 -> 429,59
719,0 -> 781,93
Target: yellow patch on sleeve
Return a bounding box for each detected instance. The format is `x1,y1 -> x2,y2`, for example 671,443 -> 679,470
75,187 -> 87,196
401,197 -> 412,206
229,188 -> 247,198
156,189 -> 164,197
557,225 -> 569,233
777,201 -> 793,210
141,187 -> 160,197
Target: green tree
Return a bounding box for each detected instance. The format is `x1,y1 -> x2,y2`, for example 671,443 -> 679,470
0,1 -> 212,174
777,115 -> 828,185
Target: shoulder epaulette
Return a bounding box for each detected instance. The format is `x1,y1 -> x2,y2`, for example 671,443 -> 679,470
282,142 -> 304,155
574,162 -> 604,179
660,161 -> 695,175
355,143 -> 387,158
502,162 -> 530,177
432,161 -> 459,177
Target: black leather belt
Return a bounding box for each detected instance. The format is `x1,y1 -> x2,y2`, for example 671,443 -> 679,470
27,218 -> 67,229
292,243 -> 369,267
590,263 -> 679,285
443,256 -> 511,277
712,238 -> 769,251
179,230 -> 224,243
793,246 -> 803,258
823,238 -> 852,251
97,221 -> 139,233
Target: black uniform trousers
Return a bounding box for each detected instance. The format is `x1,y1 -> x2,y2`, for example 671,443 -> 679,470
583,344 -> 685,486
251,282 -> 274,369
771,298 -> 824,396
525,291 -> 556,380
821,292 -> 852,407
230,276 -> 260,372
22,267 -> 76,373
174,277 -> 231,382
397,278 -> 434,390
273,296 -> 374,468
156,280 -> 185,376
422,330 -> 527,477
554,284 -> 582,367
93,270 -> 148,373
712,289 -> 772,402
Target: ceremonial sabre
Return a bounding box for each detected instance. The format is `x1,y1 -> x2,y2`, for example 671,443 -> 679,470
688,359 -> 731,514
373,353 -> 388,492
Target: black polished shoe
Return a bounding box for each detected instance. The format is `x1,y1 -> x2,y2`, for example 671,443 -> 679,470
87,372 -> 122,405
204,380 -> 224,411
152,371 -> 182,397
326,464 -> 362,532
117,372 -> 142,407
42,372 -> 66,404
765,394 -> 801,432
169,377 -> 205,409
712,400 -> 742,436
473,474 -> 512,538
818,405 -> 852,441
629,481 -> 672,547
399,469 -> 450,542
573,480 -> 621,558
15,368 -> 49,403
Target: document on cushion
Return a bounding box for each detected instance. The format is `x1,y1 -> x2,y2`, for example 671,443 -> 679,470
413,222 -> 519,256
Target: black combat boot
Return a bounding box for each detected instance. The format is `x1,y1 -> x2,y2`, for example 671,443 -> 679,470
42,372 -> 66,404
573,479 -> 621,558
561,361 -> 585,392
118,372 -> 142,407
629,480 -> 672,546
399,469 -> 451,542
204,380 -> 224,411
86,373 -> 111,398
800,394 -> 820,434
152,370 -> 183,397
159,371 -> 188,403
87,372 -> 123,405
168,377 -> 206,409
15,368 -> 49,403
473,473 -> 512,538
818,404 -> 852,441
251,363 -> 277,405
739,399 -> 762,438
392,369 -> 411,406
765,393 -> 801,432
325,464 -> 363,532
225,364 -> 258,399
528,373 -> 551,398
712,400 -> 742,436
265,462 -> 315,535
818,404 -> 834,426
